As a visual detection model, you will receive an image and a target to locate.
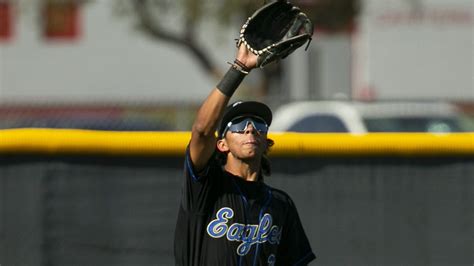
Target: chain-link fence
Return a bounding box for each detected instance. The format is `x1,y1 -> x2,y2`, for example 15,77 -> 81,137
1,154 -> 473,266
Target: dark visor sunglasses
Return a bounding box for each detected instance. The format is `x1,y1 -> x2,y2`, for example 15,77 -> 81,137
221,116 -> 269,138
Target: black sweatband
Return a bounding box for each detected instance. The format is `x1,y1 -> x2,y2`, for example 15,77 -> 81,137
216,67 -> 246,97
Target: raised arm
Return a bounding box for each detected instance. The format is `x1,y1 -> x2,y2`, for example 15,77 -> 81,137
189,45 -> 257,172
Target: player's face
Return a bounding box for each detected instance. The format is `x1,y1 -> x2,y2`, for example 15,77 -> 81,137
222,118 -> 268,160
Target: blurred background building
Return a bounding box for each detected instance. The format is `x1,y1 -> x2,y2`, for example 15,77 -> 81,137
0,0 -> 473,131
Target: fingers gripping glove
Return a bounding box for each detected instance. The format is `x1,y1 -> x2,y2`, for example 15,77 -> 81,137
239,0 -> 314,68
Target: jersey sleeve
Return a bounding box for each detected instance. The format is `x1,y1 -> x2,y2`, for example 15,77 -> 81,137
180,145 -> 219,213
278,197 -> 316,265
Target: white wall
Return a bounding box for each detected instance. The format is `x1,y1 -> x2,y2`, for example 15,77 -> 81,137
0,0 -> 236,105
286,34 -> 352,101
3,0 -> 470,106
352,0 -> 474,101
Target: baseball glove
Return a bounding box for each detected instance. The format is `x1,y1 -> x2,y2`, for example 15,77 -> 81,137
239,0 -> 314,68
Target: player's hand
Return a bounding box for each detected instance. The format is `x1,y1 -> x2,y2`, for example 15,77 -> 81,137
235,42 -> 258,70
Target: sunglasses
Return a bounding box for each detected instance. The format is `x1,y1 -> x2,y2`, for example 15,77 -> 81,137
221,116 -> 269,138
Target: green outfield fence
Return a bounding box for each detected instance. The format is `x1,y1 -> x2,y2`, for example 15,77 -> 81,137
1,129 -> 473,266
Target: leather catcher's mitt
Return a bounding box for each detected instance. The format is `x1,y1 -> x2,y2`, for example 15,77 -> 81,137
239,0 -> 314,68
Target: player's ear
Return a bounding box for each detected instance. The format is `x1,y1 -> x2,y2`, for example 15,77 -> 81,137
265,138 -> 274,153
216,138 -> 230,153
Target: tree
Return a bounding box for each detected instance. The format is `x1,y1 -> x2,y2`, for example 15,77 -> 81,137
115,0 -> 267,94
116,0 -> 360,98
297,0 -> 360,33
18,0 -> 360,98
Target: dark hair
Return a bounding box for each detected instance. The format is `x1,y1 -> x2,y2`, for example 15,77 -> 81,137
216,138 -> 274,178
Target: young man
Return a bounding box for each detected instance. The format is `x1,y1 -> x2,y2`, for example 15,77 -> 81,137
174,43 -> 316,265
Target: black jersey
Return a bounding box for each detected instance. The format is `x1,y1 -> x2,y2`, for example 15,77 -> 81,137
174,147 -> 316,265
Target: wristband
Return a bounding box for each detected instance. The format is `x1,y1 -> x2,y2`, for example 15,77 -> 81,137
216,66 -> 246,97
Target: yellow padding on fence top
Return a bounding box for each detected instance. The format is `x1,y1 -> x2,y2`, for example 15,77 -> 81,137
0,129 -> 190,156
1,129 -> 473,156
269,132 -> 474,156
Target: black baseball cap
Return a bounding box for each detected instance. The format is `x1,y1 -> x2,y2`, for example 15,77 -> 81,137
218,101 -> 272,138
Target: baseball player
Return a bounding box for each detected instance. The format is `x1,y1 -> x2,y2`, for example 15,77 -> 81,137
173,27 -> 316,266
